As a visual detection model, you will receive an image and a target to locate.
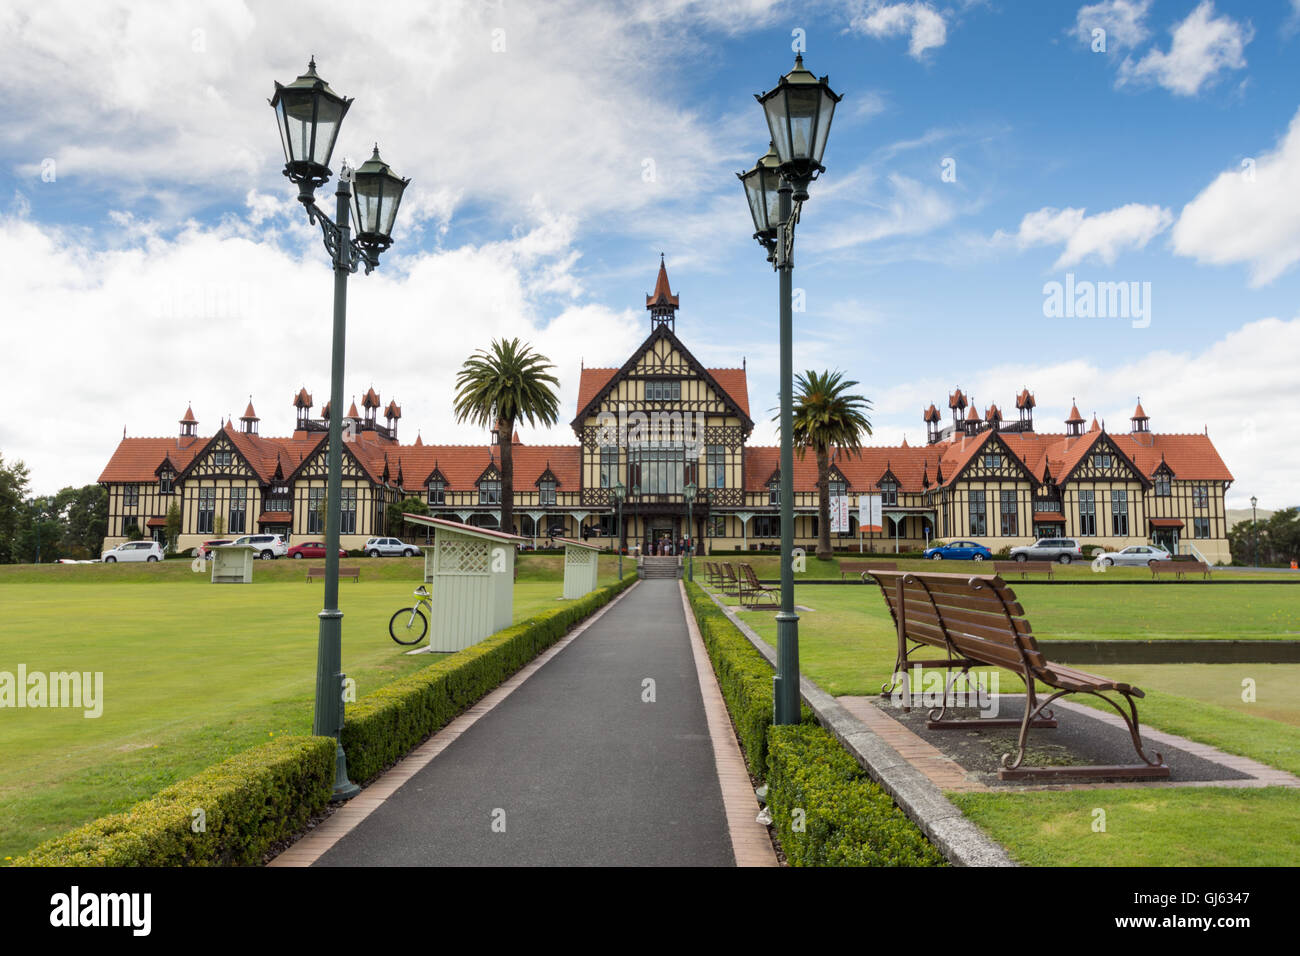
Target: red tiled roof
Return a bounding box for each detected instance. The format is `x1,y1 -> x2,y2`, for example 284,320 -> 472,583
98,436 -> 205,483
923,403 -> 941,422
1066,403 -> 1085,424
294,388 -> 313,408
1132,401 -> 1148,420
346,400 -> 360,419
1016,389 -> 1035,410
948,388 -> 966,409
242,401 -> 258,420
362,387 -> 381,409
180,405 -> 197,424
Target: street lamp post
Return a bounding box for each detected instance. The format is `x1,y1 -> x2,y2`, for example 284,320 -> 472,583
684,481 -> 697,582
740,55 -> 841,726
270,58 -> 409,801
1251,495 -> 1258,568
613,481 -> 626,580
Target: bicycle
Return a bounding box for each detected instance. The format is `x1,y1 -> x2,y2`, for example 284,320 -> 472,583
389,585 -> 432,645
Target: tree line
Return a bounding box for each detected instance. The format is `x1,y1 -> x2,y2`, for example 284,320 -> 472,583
1227,508 -> 1300,567
0,452 -> 109,563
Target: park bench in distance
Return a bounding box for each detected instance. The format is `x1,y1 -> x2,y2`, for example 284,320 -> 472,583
994,560 -> 1055,581
1150,560 -> 1211,581
719,563 -> 745,597
737,564 -> 779,610
704,561 -> 723,587
866,568 -> 1169,780
306,566 -> 361,583
840,560 -> 898,582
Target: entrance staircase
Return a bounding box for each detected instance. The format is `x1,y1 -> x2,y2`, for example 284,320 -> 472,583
639,556 -> 681,579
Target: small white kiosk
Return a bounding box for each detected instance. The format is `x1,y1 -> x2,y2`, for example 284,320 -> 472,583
555,537 -> 602,600
401,514 -> 526,652
210,544 -> 256,584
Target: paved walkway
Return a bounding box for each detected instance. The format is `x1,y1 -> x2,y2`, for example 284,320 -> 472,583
284,579 -> 766,867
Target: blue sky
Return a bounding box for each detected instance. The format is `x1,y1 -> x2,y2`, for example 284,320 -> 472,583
1,0 -> 1298,507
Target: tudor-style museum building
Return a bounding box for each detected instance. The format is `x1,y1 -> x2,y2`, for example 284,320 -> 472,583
98,260 -> 1235,563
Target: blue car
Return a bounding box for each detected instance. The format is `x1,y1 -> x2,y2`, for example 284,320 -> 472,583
923,540 -> 993,561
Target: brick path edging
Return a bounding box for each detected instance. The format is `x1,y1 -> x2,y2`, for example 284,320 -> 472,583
699,587 -> 1017,868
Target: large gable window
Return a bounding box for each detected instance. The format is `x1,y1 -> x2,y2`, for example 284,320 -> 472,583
645,379 -> 681,402
214,449 -> 233,468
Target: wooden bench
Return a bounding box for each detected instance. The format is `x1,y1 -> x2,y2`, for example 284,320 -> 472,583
1150,560 -> 1211,580
866,569 -> 1168,780
993,560 -> 1055,581
718,563 -> 745,597
737,563 -> 779,610
840,560 -> 898,582
704,561 -> 723,587
306,566 -> 361,583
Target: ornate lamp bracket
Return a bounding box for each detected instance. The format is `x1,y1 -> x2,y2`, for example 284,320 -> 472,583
304,199 -> 379,275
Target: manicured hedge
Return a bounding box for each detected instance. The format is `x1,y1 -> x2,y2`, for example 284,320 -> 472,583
17,735 -> 335,866
684,581 -> 781,776
684,580 -> 943,867
767,725 -> 945,867
342,576 -> 636,782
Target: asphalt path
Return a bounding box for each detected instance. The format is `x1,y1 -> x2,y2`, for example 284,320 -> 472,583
315,579 -> 735,866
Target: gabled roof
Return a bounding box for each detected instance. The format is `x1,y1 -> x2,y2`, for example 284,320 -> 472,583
571,324 -> 752,427
294,388 -> 313,408
362,387 -> 381,409
99,436 -> 205,483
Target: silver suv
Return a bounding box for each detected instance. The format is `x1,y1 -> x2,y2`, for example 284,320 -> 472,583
231,534 -> 288,560
364,537 -> 418,557
1009,537 -> 1084,564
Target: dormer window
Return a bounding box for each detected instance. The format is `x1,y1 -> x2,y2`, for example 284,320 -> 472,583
828,478 -> 847,498
880,479 -> 898,506
539,478 -> 557,506
428,478 -> 446,506
768,476 -> 781,506
159,472 -> 174,494
1154,475 -> 1171,497
479,474 -> 501,505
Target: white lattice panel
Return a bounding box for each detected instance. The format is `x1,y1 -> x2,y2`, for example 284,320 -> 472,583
437,536 -> 490,574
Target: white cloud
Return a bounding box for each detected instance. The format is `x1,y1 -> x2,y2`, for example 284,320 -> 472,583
869,315 -> 1300,509
0,0 -> 744,226
1002,203 -> 1172,269
1117,1 -> 1252,96
1074,0 -> 1151,51
1172,105 -> 1300,286
0,203 -> 645,494
815,173 -> 960,250
850,2 -> 948,60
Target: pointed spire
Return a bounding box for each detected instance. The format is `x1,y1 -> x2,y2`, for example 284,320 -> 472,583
1090,413 -> 1100,432
646,255 -> 680,332
414,431 -> 424,447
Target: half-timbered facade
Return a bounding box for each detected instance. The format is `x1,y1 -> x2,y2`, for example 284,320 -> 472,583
98,260 -> 1235,562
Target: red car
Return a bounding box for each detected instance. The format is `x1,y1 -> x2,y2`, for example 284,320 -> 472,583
287,541 -> 348,559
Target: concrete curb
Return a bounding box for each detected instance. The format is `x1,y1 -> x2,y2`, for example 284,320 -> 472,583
700,587 -> 1017,868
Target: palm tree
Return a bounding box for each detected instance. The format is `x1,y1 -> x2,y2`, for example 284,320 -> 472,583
454,338 -> 561,537
783,370 -> 873,561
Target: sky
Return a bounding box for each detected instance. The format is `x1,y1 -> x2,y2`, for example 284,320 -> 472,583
1,0 -> 1297,509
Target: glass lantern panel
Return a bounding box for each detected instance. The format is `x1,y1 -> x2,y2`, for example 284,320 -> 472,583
785,87 -> 820,162
763,92 -> 793,165
352,177 -> 384,236
279,91 -> 317,166
379,177 -> 404,237
762,167 -> 781,228
812,89 -> 836,166
310,95 -> 346,168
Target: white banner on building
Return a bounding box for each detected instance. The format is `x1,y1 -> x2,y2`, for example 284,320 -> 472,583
859,494 -> 883,533
830,495 -> 850,533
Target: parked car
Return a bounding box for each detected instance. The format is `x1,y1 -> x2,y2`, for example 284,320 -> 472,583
363,537 -> 419,557
102,541 -> 165,563
1095,544 -> 1171,568
923,540 -> 993,561
287,541 -> 349,559
230,534 -> 288,560
197,539 -> 233,559
1010,537 -> 1084,564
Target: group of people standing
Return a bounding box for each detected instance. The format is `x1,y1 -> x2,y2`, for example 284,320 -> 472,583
647,536 -> 691,556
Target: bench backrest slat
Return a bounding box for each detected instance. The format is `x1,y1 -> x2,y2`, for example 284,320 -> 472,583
868,569 -> 1043,676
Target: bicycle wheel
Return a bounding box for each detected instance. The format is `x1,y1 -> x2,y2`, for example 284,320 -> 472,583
389,607 -> 428,646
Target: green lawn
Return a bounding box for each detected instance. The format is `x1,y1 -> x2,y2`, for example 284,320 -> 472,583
0,554 -> 621,861
952,787 -> 1300,866
700,575 -> 1300,866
